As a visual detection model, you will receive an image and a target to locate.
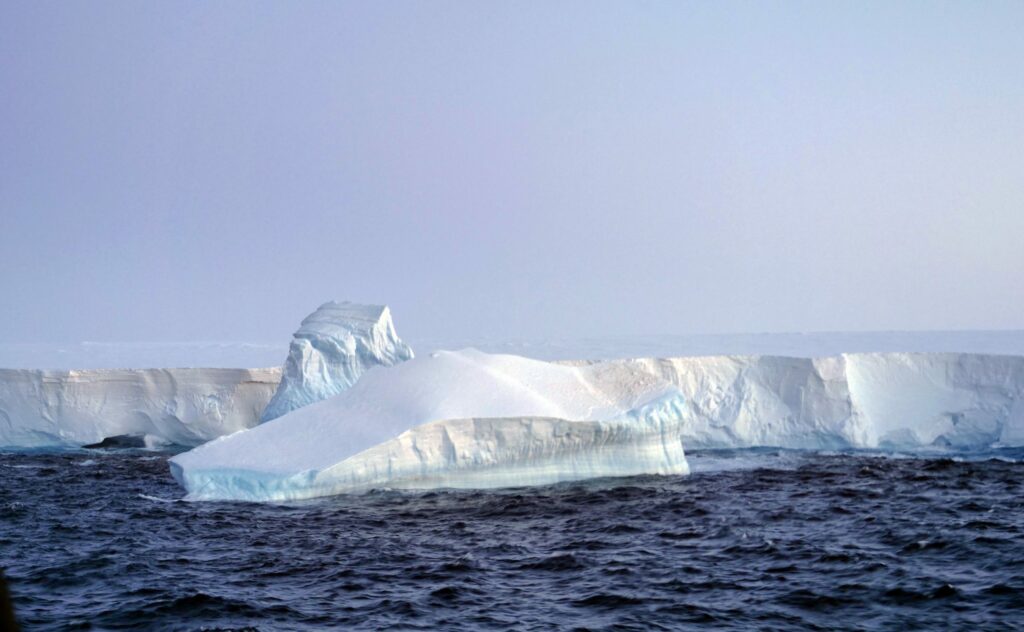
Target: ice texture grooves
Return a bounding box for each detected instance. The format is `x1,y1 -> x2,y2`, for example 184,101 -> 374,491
259,302 -> 413,422
0,368 -> 281,448
171,349 -> 689,501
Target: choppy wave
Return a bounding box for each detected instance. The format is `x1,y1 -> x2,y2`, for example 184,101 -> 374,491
2,449 -> 1023,629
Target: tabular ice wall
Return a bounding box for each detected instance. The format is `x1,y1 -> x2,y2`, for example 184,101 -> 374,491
0,367 -> 281,449
3,351 -> 1023,457
605,352 -> 1024,451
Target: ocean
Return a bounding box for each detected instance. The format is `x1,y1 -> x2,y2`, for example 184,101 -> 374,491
3,448 -> 1023,630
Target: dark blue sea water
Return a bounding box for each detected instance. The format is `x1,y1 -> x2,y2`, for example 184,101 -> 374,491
2,449 -> 1023,630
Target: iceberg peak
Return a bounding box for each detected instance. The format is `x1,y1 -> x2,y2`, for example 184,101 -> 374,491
259,301 -> 414,422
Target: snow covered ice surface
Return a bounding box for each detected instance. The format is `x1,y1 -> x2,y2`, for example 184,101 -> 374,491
170,349 -> 691,501
259,302 -> 414,422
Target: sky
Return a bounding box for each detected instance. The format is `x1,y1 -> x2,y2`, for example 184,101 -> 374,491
1,1 -> 1022,344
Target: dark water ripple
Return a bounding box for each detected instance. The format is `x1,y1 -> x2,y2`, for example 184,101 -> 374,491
2,450 -> 1024,630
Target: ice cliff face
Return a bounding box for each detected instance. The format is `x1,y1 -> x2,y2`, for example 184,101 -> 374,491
588,352 -> 1024,451
259,302 -> 414,422
0,368 -> 281,449
171,349 -> 690,501
844,352 -> 1024,449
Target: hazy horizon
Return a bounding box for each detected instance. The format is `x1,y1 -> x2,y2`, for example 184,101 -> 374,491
3,2 -> 1022,344
6,329 -> 1024,371
5,324 -> 1024,346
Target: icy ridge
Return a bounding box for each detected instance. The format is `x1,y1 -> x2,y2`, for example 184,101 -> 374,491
259,302 -> 414,422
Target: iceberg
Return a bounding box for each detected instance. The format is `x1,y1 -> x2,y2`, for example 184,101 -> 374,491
4,337 -> 1020,474
170,349 -> 691,501
0,367 -> 281,449
171,350 -> 1024,501
259,302 -> 414,422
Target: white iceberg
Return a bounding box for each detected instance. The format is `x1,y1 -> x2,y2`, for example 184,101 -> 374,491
170,350 -> 1024,501
259,302 -> 414,422
170,349 -> 691,501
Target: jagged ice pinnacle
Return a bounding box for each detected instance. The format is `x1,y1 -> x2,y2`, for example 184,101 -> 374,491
259,301 -> 414,422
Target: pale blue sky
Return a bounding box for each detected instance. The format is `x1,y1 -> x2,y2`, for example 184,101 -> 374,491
2,1 -> 1022,343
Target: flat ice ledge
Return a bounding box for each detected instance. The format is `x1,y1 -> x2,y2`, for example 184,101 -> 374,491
172,403 -> 691,502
